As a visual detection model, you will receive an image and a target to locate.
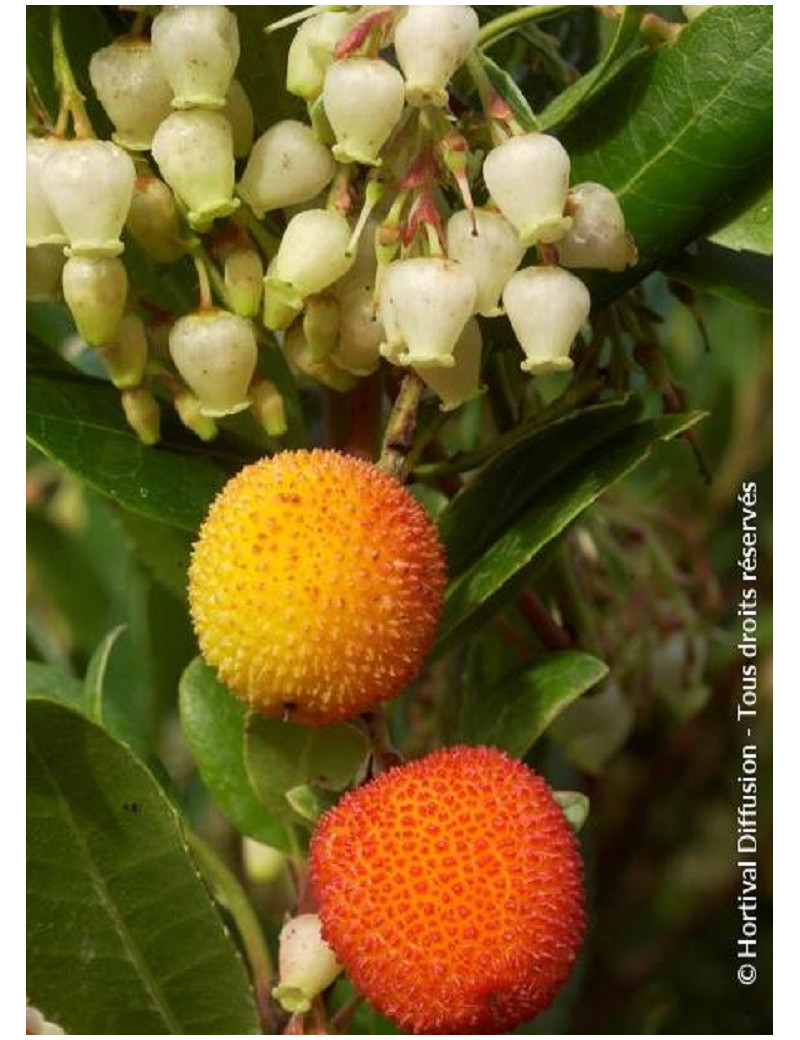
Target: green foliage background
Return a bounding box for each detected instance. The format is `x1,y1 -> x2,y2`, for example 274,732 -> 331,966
27,5 -> 772,1034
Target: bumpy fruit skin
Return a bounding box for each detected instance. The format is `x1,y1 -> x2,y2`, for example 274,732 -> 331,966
188,450 -> 446,724
310,746 -> 585,1034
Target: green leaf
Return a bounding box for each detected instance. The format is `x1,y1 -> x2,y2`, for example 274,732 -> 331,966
84,624 -> 128,723
27,698 -> 260,1035
476,52 -> 539,131
232,6 -> 306,128
539,7 -> 646,130
452,651 -> 608,756
665,241 -> 772,311
438,396 -> 643,577
26,355 -> 257,533
708,185 -> 773,256
560,5 -> 773,301
434,412 -> 705,656
26,661 -> 85,712
179,658 -> 293,852
245,715 -> 370,820
553,790 -> 590,833
115,509 -> 193,600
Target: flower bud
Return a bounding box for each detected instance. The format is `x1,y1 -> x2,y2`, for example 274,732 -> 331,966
26,137 -> 67,247
237,121 -> 335,217
262,259 -> 301,331
26,245 -> 65,302
151,110 -> 239,231
273,914 -> 342,1015
224,247 -> 263,319
39,140 -> 135,258
126,176 -> 186,263
97,312 -> 149,388
445,207 -> 525,317
169,309 -> 257,417
62,256 -> 128,347
121,386 -> 161,445
285,318 -> 357,392
151,5 -> 240,110
174,389 -> 219,441
483,133 -> 572,246
394,5 -> 479,107
89,37 -> 173,151
323,58 -> 405,165
332,283 -> 383,376
303,293 -> 340,362
683,5 -> 712,19
286,11 -> 355,101
557,182 -> 637,272
502,266 -> 590,375
223,78 -> 254,158
267,209 -> 355,314
416,316 -> 483,411
379,257 -> 477,368
251,379 -> 288,437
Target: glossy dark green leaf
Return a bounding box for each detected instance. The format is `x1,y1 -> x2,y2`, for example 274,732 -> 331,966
26,661 -> 85,711
452,651 -> 608,756
665,241 -> 772,312
232,6 -> 306,130
553,790 -> 590,833
27,698 -> 260,1035
116,509 -> 193,600
434,412 -> 705,656
476,52 -> 539,131
26,356 -> 257,533
538,6 -> 646,130
560,5 -> 772,301
245,715 -> 370,819
708,185 -> 772,256
179,658 -> 293,852
438,396 -> 643,577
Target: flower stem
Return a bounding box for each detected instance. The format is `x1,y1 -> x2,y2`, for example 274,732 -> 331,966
378,372 -> 426,481
476,5 -> 570,49
51,6 -> 94,139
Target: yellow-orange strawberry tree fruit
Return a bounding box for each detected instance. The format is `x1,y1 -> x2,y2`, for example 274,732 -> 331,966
26,4 -> 772,1036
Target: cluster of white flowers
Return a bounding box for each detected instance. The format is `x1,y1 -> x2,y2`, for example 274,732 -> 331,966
26,4 -> 636,441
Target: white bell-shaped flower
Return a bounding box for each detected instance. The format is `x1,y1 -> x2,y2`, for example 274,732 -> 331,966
151,5 -> 240,110
394,5 -> 479,107
237,121 -> 335,217
169,309 -> 257,417
268,209 -> 355,310
284,318 -> 357,393
89,38 -> 173,151
26,137 -> 68,247
273,914 -> 342,1015
97,312 -> 149,389
224,247 -> 263,319
557,182 -> 637,272
332,283 -> 383,376
26,245 -> 66,302
151,110 -> 238,231
416,316 -> 483,412
323,58 -> 405,165
378,257 -> 477,369
503,266 -> 590,375
39,140 -> 135,258
483,133 -> 572,246
126,176 -> 185,264
62,256 -> 128,347
286,11 -> 355,101
446,207 -> 525,317
223,79 -> 255,158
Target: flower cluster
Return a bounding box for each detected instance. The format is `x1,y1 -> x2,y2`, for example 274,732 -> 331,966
27,3 -> 635,439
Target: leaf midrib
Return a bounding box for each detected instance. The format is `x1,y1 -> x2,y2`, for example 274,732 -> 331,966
27,736 -> 184,1035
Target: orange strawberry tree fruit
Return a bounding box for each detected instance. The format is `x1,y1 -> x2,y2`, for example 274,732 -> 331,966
27,5 -> 771,1035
